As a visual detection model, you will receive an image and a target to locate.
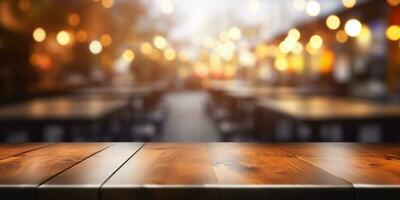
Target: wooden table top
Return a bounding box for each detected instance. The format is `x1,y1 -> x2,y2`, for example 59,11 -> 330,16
257,96 -> 400,121
0,143 -> 398,200
0,97 -> 128,122
76,85 -> 155,98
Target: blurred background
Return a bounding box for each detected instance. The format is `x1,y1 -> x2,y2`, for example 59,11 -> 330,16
0,0 -> 400,143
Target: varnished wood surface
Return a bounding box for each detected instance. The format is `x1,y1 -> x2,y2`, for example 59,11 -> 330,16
0,143 -> 398,200
0,97 -> 128,121
102,143 -> 219,200
280,143 -> 400,200
257,96 -> 400,121
0,143 -> 51,160
38,143 -> 144,200
0,143 -> 111,199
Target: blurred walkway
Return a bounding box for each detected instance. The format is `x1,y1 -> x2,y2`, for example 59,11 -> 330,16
161,91 -> 220,142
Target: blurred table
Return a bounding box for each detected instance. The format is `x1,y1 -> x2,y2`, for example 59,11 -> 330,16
0,97 -> 128,141
256,96 -> 400,141
0,143 -> 398,200
76,86 -> 154,100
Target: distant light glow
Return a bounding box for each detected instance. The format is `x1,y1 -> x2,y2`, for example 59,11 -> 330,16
387,0 -> 400,6
288,29 -> 301,41
336,30 -> 348,43
275,56 -> 288,71
292,42 -> 303,54
141,43 -> 153,55
305,1 -> 321,17
162,0 -> 174,14
122,50 -> 135,62
76,30 -> 88,43
248,0 -> 261,13
154,35 -> 168,50
293,0 -> 306,11
100,34 -> 112,47
342,0 -> 357,8
228,27 -> 242,41
56,31 -> 71,46
89,40 -> 103,54
68,13 -> 80,26
357,25 -> 372,46
164,48 -> 176,61
344,19 -> 362,37
101,0 -> 114,9
326,15 -> 341,30
33,27 -> 46,42
386,25 -> 400,41
309,35 -> 323,49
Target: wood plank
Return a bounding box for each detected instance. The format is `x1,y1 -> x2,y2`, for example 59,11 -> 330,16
101,143 -> 219,200
207,143 -> 352,200
38,143 -> 144,200
0,143 -> 111,200
281,143 -> 400,200
0,143 -> 51,160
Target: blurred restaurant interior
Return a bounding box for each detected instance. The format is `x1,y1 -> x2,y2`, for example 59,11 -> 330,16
1,0 -> 400,143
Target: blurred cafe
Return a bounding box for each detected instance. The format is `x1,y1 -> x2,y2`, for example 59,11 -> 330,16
0,0 -> 400,143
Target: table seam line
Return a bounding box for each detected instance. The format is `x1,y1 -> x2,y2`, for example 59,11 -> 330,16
34,143 -> 115,198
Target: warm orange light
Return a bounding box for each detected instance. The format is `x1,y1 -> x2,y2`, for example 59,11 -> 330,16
289,55 -> 304,73
141,43 -> 153,55
387,0 -> 400,6
195,63 -> 209,78
100,34 -> 112,47
68,13 -> 80,26
320,50 -> 335,74
255,44 -> 269,59
76,30 -> 88,43
101,0 -> 114,8
19,0 -> 31,11
336,30 -> 348,43
224,65 -> 237,78
29,54 -> 52,70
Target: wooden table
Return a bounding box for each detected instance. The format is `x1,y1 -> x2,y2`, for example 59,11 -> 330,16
0,143 -> 398,200
0,97 -> 128,141
256,96 -> 400,141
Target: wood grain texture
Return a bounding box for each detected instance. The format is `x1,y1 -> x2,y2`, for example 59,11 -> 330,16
0,143 -> 111,200
0,143 -> 51,160
281,143 -> 400,200
101,143 -> 219,200
207,143 -> 352,200
38,143 -> 144,200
